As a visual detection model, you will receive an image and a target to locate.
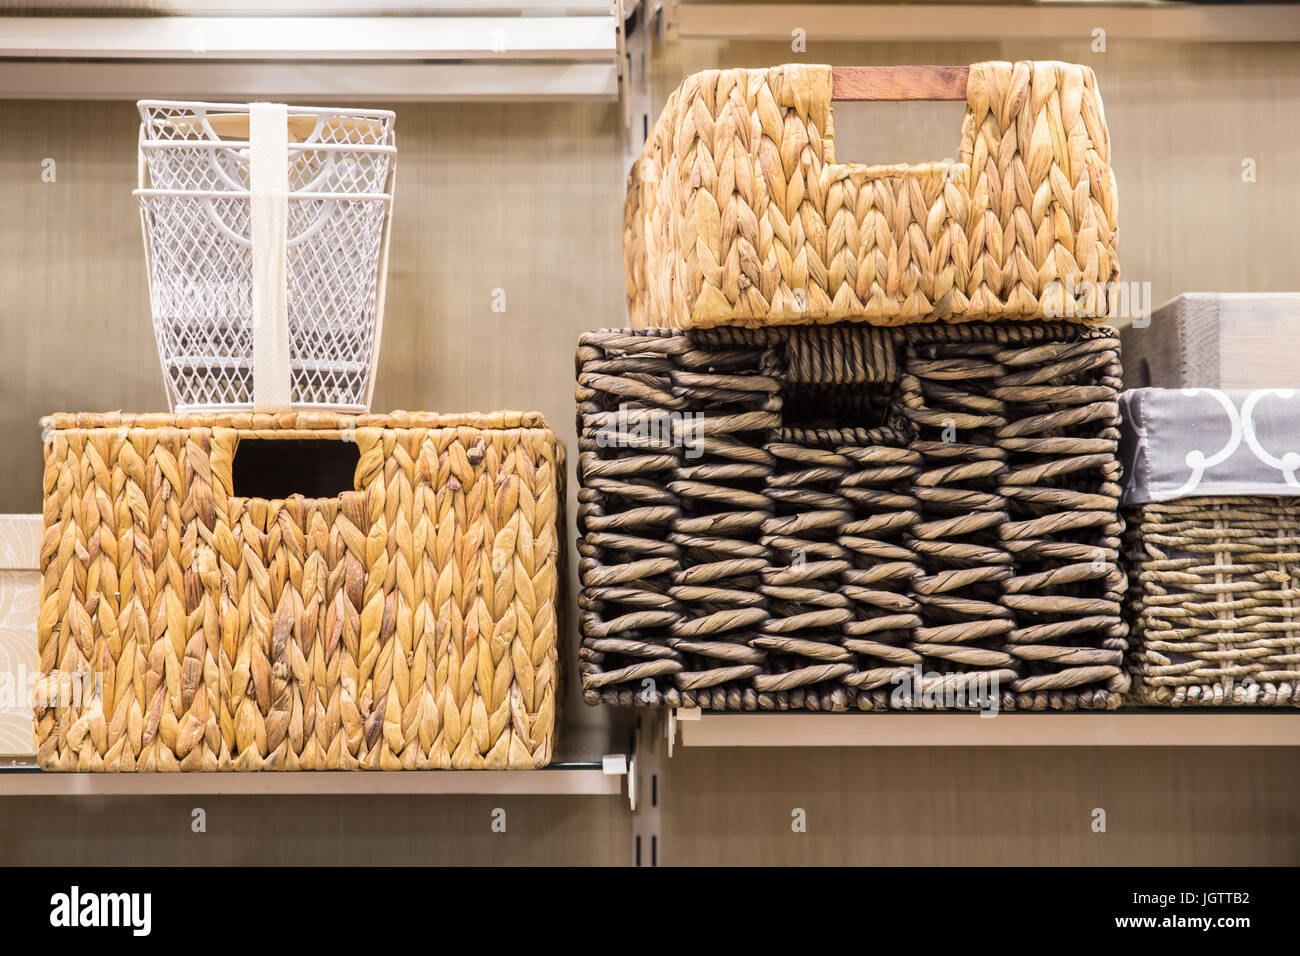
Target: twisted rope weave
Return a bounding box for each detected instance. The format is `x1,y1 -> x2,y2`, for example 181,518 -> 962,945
577,323 -> 1127,711
1127,498 -> 1300,707
626,61 -> 1119,329
35,411 -> 560,770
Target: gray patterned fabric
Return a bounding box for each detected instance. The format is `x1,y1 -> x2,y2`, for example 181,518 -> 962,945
1120,388 -> 1300,505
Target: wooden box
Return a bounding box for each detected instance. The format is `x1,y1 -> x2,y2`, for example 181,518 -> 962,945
0,515 -> 40,760
1121,293 -> 1300,389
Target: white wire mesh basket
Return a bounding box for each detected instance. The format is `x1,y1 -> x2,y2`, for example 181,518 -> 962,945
135,100 -> 396,413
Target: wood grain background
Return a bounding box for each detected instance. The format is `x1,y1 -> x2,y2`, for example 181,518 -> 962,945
0,794 -> 632,865
661,747 -> 1300,865
1,31 -> 1298,865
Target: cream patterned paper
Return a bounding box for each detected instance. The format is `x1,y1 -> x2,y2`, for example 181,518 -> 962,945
0,516 -> 40,758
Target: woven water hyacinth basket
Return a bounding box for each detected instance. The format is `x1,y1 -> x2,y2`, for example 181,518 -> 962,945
626,61 -> 1118,329
576,322 -> 1127,711
1122,388 -> 1300,706
36,411 -> 561,770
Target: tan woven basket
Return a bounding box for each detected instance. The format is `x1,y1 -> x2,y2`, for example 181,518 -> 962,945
1127,497 -> 1300,707
35,411 -> 561,770
626,61 -> 1119,330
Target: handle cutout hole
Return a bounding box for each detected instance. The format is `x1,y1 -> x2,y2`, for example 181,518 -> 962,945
832,100 -> 967,166
779,329 -> 905,431
780,381 -> 897,431
232,438 -> 359,500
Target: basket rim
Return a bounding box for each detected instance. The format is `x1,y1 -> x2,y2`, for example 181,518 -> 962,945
134,188 -> 392,201
40,410 -> 555,434
138,99 -> 396,120
140,139 -> 397,155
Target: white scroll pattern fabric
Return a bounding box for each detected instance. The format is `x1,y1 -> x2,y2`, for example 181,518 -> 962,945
1120,388 -> 1300,505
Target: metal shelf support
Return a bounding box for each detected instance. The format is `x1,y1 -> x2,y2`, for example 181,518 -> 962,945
629,713 -> 664,866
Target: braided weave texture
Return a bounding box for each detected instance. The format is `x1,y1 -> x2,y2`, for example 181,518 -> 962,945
1126,498 -> 1300,707
626,61 -> 1119,329
576,323 -> 1127,711
35,411 -> 561,770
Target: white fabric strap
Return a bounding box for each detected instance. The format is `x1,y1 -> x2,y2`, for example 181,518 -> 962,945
364,133 -> 396,410
137,124 -> 152,296
249,102 -> 292,411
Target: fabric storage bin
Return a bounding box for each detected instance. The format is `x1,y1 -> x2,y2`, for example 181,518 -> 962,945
1122,388 -> 1300,706
36,411 -> 561,770
576,322 -> 1127,711
625,61 -> 1118,330
0,515 -> 41,760
136,101 -> 397,413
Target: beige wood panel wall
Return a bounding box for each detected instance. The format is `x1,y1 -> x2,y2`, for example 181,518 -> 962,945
662,747 -> 1300,865
0,794 -> 630,865
2,746 -> 1295,866
2,34 -> 1299,865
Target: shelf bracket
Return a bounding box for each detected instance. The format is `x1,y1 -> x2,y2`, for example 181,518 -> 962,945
618,0 -> 663,171
665,706 -> 700,756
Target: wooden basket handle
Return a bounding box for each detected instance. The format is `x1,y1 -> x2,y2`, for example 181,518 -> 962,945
831,66 -> 969,101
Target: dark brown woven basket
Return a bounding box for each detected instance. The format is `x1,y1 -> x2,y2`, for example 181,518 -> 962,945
575,322 -> 1128,711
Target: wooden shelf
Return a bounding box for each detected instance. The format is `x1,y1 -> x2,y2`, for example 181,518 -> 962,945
674,711 -> 1300,748
0,725 -> 632,796
0,15 -> 617,60
0,13 -> 619,101
0,763 -> 624,796
673,3 -> 1300,43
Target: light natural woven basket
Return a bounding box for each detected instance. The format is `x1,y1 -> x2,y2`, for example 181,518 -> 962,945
626,61 -> 1119,329
36,411 -> 561,770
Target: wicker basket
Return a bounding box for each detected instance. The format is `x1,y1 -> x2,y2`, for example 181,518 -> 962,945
136,101 -> 397,413
36,411 -> 561,770
1121,388 -> 1300,706
1127,500 -> 1300,706
626,61 -> 1118,330
576,322 -> 1127,711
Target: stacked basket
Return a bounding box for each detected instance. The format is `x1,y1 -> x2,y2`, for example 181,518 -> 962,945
35,102 -> 562,770
1120,296 -> 1300,707
578,61 -> 1129,711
